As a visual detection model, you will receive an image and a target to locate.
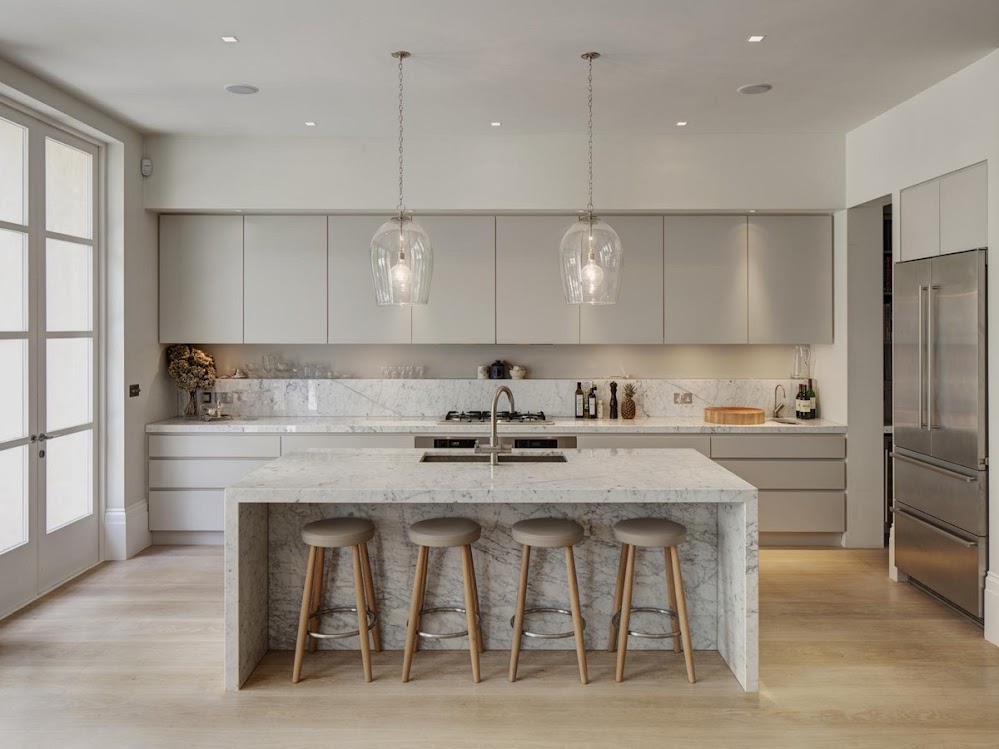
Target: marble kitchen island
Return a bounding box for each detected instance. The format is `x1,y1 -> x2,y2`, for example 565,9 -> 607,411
225,447 -> 758,692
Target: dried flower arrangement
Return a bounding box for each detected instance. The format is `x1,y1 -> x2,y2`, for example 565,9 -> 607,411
166,344 -> 217,416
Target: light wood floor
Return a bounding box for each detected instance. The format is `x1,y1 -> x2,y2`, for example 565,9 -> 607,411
2,547 -> 998,748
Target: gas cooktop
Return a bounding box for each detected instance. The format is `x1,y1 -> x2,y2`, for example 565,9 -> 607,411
438,410 -> 553,425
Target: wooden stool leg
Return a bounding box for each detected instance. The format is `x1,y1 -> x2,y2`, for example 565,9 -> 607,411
292,545 -> 318,683
608,544 -> 628,652
669,546 -> 696,684
402,546 -> 428,683
460,545 -> 482,683
351,545 -> 373,683
664,548 -> 681,654
359,542 -> 382,652
615,544 -> 637,683
509,544 -> 531,682
307,547 -> 326,654
468,547 -> 484,653
565,546 -> 589,685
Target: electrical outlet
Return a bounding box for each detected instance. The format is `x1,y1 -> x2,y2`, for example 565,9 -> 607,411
219,392 -> 234,405
673,392 -> 693,405
201,391 -> 213,404
128,384 -> 140,397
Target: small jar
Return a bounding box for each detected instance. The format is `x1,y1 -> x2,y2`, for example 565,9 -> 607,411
597,400 -> 605,419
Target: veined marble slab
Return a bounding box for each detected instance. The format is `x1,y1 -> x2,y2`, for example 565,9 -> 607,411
224,448 -> 758,693
148,415 -> 845,434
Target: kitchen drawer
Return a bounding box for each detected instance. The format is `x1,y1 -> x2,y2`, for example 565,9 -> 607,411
149,490 -> 224,531
759,491 -> 845,533
281,434 -> 415,453
575,434 -> 710,455
710,435 -> 845,459
149,459 -> 271,489
714,460 -> 845,490
149,434 -> 281,459
893,453 -> 986,535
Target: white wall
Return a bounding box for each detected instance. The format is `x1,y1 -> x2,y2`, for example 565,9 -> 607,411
0,58 -> 174,560
846,50 -> 999,641
143,132 -> 845,213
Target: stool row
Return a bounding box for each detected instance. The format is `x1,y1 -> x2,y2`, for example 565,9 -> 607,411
292,515 -> 696,686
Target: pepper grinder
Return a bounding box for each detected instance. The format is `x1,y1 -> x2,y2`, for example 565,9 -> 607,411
609,381 -> 619,419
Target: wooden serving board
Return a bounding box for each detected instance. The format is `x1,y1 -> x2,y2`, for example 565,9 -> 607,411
704,406 -> 765,425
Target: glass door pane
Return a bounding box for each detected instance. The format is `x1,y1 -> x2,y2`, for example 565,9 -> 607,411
46,239 -> 92,331
45,338 -> 92,433
45,430 -> 92,533
0,339 -> 28,443
0,116 -> 27,225
0,229 -> 28,331
44,138 -> 92,239
0,446 -> 28,553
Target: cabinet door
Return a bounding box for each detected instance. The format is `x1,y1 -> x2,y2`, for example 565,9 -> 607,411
244,216 -> 327,343
328,216 -> 411,343
940,162 -> 988,254
748,215 -> 832,344
159,215 -> 243,343
412,216 -> 495,343
496,216 -> 579,344
580,216 -> 664,344
900,180 -> 940,261
664,216 -> 747,343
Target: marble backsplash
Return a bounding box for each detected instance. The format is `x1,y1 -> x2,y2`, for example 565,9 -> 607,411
199,378 -> 796,418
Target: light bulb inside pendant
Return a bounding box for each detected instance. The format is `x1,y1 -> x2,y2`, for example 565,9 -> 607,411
582,256 -> 605,291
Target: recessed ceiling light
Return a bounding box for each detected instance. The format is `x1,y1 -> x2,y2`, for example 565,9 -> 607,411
305,121 -> 317,127
224,83 -> 259,95
221,36 -> 239,43
491,121 -> 502,127
747,35 -> 766,43
737,83 -> 773,95
676,121 -> 688,127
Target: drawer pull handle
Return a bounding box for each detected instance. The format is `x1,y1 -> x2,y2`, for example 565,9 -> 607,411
892,508 -> 978,548
889,452 -> 975,482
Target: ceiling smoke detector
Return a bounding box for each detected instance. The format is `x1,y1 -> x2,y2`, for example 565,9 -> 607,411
224,83 -> 259,95
737,83 -> 773,95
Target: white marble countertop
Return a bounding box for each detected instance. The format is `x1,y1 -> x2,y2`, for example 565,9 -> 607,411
149,415 -> 846,434
225,447 -> 757,505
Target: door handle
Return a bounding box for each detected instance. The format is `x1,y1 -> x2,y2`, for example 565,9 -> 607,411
889,452 -> 975,482
917,285 -> 926,429
37,432 -> 48,442
927,285 -> 939,430
892,508 -> 978,548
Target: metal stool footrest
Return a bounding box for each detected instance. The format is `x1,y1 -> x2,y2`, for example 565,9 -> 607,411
610,607 -> 679,639
414,606 -> 482,640
511,607 -> 586,640
307,606 -> 377,640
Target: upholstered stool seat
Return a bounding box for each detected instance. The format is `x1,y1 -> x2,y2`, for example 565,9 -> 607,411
612,517 -> 687,548
302,517 -> 376,548
512,517 -> 585,548
407,517 -> 481,548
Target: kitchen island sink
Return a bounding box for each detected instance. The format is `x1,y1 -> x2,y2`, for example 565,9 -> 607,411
419,452 -> 567,463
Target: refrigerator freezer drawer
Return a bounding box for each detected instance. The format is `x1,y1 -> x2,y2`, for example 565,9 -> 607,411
894,507 -> 985,619
892,451 -> 987,535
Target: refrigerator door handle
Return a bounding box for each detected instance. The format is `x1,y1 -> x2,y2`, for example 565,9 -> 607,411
927,284 -> 940,430
918,284 -> 926,429
891,507 -> 978,548
889,452 -> 976,482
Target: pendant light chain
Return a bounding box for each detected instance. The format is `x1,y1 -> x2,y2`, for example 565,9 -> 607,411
586,52 -> 594,216
396,52 -> 406,218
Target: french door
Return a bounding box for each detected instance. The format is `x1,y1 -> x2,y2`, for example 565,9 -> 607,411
0,102 -> 100,618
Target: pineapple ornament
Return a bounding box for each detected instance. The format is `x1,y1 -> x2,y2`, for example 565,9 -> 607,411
621,382 -> 638,420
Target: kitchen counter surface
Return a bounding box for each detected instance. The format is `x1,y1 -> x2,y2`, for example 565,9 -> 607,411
150,414 -> 846,434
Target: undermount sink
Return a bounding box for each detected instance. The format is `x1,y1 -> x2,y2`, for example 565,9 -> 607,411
420,453 -> 567,464
771,418 -> 802,425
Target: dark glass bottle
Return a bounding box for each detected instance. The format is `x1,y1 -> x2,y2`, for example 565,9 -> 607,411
575,382 -> 584,419
795,384 -> 809,420
588,387 -> 597,419
609,381 -> 619,419
806,379 -> 817,420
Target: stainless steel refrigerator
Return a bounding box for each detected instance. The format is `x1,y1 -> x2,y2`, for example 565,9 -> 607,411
893,248 -> 988,621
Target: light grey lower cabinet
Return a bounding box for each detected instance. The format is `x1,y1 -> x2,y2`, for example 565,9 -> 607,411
496,216 -> 580,344
580,216 -> 664,344
664,216 -> 748,344
411,216 -> 496,343
575,434 -> 710,454
747,215 -> 833,344
328,216 -> 411,343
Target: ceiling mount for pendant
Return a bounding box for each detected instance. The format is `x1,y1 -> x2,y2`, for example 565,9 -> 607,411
371,49 -> 433,306
560,51 -> 623,305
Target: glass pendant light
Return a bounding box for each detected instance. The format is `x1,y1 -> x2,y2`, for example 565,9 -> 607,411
371,51 -> 433,306
560,52 -> 622,305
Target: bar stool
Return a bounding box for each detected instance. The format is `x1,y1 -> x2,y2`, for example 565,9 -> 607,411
608,517 -> 695,684
509,518 -> 588,684
292,517 -> 381,684
402,517 -> 483,683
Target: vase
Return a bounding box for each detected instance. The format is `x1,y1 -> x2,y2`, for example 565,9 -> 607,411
184,390 -> 198,417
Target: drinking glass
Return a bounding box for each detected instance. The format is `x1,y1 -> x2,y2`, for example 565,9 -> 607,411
790,345 -> 811,380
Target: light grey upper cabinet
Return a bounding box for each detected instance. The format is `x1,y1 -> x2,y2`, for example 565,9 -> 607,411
748,215 -> 833,344
580,216 -> 664,344
328,216 -> 411,344
159,215 -> 244,343
900,179 -> 940,261
664,216 -> 748,344
496,216 -> 579,344
412,216 -> 496,344
243,216 -> 327,343
940,162 -> 988,254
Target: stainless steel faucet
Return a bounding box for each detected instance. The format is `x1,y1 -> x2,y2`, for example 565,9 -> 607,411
475,385 -> 515,466
773,384 -> 787,419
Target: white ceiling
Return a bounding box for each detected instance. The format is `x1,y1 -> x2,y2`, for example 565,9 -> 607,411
1,0 -> 998,137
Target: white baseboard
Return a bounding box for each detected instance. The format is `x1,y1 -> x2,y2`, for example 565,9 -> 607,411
985,572 -> 999,647
887,523 -> 907,582
151,530 -> 223,546
104,500 -> 152,560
